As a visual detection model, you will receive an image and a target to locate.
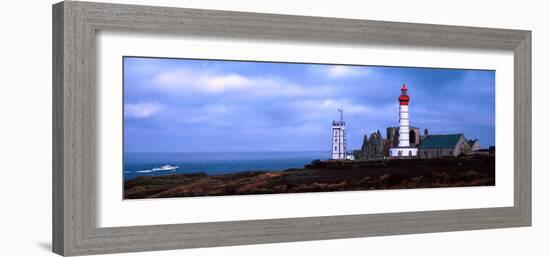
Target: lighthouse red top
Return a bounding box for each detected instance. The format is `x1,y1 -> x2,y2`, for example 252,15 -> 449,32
398,83 -> 410,105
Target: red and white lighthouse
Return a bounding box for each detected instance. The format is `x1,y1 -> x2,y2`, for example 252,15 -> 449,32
398,84 -> 410,147
390,83 -> 418,157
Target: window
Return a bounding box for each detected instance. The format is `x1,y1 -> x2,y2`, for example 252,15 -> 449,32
398,150 -> 402,156
335,138 -> 338,143
409,130 -> 416,144
334,146 -> 338,151
409,151 -> 412,156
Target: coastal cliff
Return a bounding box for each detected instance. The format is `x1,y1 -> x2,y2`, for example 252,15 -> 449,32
124,155 -> 495,199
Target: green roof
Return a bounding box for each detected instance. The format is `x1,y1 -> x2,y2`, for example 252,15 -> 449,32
419,134 -> 463,149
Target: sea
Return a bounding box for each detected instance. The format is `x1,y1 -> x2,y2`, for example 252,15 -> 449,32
123,151 -> 330,180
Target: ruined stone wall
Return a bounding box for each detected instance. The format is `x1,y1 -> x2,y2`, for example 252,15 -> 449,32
360,130 -> 386,160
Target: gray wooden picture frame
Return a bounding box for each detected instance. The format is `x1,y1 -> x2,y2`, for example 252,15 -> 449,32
52,1 -> 531,256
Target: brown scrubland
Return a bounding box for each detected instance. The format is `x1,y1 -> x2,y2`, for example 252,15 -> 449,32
124,155 -> 495,199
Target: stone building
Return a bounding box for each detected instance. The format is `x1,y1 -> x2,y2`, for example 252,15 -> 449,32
468,139 -> 480,151
418,134 -> 472,159
360,130 -> 386,160
387,126 -> 421,148
358,127 -> 422,160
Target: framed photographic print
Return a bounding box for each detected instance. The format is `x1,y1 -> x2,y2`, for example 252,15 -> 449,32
122,57 -> 496,199
53,1 -> 531,256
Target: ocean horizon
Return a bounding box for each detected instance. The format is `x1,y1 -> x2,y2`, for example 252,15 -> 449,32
123,151 -> 330,180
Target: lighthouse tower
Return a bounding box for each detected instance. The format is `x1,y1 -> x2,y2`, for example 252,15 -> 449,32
390,84 -> 418,157
331,109 -> 347,160
398,84 -> 411,147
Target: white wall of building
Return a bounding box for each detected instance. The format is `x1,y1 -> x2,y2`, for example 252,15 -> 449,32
390,148 -> 419,157
332,124 -> 347,159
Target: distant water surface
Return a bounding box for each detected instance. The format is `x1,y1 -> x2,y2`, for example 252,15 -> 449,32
123,151 -> 329,180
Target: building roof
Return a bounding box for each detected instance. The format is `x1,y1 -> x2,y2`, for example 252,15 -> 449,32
419,134 -> 463,149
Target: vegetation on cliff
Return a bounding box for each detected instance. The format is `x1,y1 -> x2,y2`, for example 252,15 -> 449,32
124,155 -> 495,199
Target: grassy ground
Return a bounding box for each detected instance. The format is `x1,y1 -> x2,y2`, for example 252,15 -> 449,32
124,155 -> 495,199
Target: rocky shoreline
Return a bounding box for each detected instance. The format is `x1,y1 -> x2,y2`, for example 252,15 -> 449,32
124,155 -> 495,199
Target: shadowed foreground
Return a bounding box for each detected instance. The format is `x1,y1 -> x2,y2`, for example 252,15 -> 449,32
124,155 -> 495,199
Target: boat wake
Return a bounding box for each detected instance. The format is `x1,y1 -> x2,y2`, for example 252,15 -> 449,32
134,169 -> 154,173
125,165 -> 179,174
124,169 -> 153,173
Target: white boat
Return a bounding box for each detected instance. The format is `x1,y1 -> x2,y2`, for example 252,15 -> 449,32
152,164 -> 179,172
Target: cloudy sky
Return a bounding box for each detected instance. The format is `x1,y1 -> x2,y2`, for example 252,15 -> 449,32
123,57 -> 495,153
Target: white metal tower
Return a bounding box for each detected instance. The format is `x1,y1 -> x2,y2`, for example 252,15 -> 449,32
331,109 -> 347,160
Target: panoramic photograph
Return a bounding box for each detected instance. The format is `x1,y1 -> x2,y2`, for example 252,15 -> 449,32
122,57 -> 496,199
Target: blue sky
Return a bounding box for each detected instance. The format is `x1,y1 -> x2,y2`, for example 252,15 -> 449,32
123,57 -> 495,153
